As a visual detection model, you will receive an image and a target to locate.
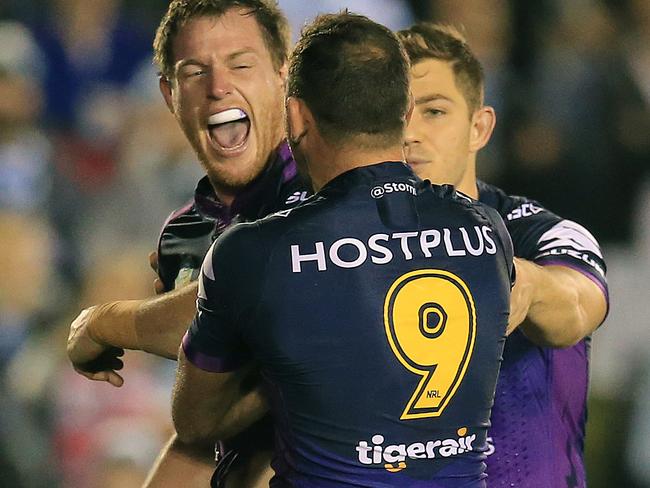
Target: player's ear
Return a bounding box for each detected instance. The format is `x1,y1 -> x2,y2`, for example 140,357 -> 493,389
278,61 -> 288,85
159,75 -> 175,114
469,105 -> 496,153
286,96 -> 311,145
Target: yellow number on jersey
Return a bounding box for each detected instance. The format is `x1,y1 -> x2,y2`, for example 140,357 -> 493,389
384,269 -> 476,420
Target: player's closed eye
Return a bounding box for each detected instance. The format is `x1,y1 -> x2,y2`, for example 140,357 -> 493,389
180,67 -> 206,79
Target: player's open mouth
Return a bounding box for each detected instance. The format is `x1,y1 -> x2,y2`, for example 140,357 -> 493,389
207,108 -> 251,153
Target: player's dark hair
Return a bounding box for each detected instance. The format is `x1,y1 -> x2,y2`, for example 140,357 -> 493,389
154,0 -> 290,79
397,23 -> 484,114
287,12 -> 410,147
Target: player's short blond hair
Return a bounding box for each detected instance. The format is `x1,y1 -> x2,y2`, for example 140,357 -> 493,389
398,23 -> 484,114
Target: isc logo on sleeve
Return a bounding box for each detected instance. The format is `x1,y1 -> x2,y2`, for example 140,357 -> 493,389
506,202 -> 543,221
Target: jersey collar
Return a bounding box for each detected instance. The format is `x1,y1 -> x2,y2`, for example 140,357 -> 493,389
193,141 -> 297,224
319,161 -> 414,194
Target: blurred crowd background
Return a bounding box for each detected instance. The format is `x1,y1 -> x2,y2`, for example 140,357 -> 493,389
0,0 -> 648,486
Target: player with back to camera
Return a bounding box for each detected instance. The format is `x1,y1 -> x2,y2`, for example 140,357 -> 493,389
172,11 -> 514,487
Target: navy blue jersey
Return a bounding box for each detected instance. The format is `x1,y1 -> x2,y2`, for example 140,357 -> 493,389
184,162 -> 514,487
478,180 -> 608,488
156,142 -> 308,292
154,142 -> 308,473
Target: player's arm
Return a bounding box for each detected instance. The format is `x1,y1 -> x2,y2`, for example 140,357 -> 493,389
172,349 -> 267,444
66,281 -> 198,386
142,433 -> 215,488
508,257 -> 607,347
173,222 -> 269,442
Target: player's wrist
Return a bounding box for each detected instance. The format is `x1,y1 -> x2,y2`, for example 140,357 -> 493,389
89,300 -> 140,349
512,258 -> 535,311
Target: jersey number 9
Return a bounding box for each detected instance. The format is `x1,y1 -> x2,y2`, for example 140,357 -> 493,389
384,269 -> 476,420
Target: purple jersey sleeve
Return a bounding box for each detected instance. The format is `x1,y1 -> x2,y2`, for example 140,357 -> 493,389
502,199 -> 608,308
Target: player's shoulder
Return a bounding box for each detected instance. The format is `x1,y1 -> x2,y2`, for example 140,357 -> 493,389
477,180 -> 554,223
162,199 -> 202,228
424,183 -> 508,231
256,193 -> 330,234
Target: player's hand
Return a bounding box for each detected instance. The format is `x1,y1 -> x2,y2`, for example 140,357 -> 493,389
67,307 -> 125,387
149,250 -> 166,295
507,258 -> 535,335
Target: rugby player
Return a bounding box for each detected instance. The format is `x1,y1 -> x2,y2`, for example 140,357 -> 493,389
65,3 -> 608,486
398,23 -> 609,487
172,11 -> 513,486
67,1 -> 303,486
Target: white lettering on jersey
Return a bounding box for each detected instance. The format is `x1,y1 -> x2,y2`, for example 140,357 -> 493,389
329,238 -> 368,268
285,191 -> 309,205
290,225 -> 498,272
356,429 -> 477,470
535,220 -> 605,277
506,202 -> 543,221
291,242 -> 327,272
368,234 -> 393,264
370,182 -> 417,199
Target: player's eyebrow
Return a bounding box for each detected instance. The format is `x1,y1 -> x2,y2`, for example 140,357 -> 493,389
415,94 -> 453,105
226,49 -> 258,61
175,58 -> 207,70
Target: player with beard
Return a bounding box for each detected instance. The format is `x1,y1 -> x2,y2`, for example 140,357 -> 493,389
67,1 -> 307,486
398,23 -> 608,487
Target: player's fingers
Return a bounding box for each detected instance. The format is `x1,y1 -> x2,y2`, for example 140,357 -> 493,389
106,371 -> 124,388
74,368 -> 111,382
153,277 -> 165,295
76,368 -> 124,387
149,251 -> 159,272
109,347 -> 125,358
81,348 -> 125,373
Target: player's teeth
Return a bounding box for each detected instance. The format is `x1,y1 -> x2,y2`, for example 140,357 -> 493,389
208,109 -> 247,125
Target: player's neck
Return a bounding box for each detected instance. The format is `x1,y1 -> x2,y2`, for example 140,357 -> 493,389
309,143 -> 405,192
456,159 -> 479,199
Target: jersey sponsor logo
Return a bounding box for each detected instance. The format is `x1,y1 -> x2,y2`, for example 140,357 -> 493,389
285,191 -> 309,205
536,221 -> 605,277
506,202 -> 543,221
485,436 -> 495,456
537,248 -> 606,277
290,226 -> 498,272
371,182 -> 417,199
355,428 -> 477,472
537,221 -> 603,258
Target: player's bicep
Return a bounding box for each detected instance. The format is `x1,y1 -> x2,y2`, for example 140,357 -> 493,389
181,238 -> 251,371
543,264 -> 608,330
172,347 -> 243,444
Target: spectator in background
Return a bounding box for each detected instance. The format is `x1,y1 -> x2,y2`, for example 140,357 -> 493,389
28,0 -> 153,256
431,0 -> 515,183
30,0 -> 151,135
50,248 -> 176,488
277,0 -> 414,40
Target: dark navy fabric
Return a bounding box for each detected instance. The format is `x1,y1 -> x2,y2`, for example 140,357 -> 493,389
156,142 -> 306,292
186,162 -> 513,487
